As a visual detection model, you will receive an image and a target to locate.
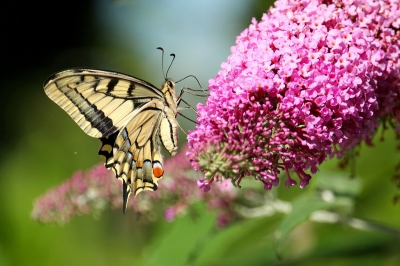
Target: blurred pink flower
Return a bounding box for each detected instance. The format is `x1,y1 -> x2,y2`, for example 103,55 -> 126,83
32,145 -> 238,226
31,164 -> 120,224
187,0 -> 400,191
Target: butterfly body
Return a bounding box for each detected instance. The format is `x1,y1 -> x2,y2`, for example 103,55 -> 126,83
44,68 -> 179,211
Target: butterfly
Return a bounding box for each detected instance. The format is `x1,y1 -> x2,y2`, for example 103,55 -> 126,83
43,49 -> 182,212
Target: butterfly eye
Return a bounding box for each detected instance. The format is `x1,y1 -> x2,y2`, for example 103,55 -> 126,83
167,80 -> 174,88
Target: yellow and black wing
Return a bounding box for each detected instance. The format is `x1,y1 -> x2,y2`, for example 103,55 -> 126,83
44,68 -> 180,212
98,100 -> 179,212
43,68 -> 164,138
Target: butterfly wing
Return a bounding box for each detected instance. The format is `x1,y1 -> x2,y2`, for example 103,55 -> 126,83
43,68 -> 164,138
98,99 -> 179,212
44,68 -> 180,212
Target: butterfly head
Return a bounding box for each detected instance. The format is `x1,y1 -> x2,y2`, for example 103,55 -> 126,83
162,78 -> 175,92
161,78 -> 178,109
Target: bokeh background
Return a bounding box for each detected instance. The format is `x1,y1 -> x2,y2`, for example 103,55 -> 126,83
1,0 -> 400,265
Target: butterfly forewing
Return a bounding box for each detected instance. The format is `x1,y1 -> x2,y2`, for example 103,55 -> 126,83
44,69 -> 164,138
44,68 -> 180,212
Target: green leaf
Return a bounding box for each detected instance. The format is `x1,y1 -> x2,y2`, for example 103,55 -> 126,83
274,194 -> 332,248
140,203 -> 216,266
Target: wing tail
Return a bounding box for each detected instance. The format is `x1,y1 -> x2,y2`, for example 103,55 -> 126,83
106,100 -> 171,211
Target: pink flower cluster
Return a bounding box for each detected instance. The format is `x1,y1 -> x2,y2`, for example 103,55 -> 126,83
32,145 -> 238,227
31,164 -> 122,224
187,0 -> 400,190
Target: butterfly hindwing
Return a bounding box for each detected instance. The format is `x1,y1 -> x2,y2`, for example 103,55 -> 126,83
99,100 -> 179,211
44,69 -> 164,138
98,130 -> 119,168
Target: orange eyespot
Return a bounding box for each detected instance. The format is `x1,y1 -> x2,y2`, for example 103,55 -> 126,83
152,162 -> 164,178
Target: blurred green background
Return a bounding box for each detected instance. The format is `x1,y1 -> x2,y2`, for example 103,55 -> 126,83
1,0 -> 400,265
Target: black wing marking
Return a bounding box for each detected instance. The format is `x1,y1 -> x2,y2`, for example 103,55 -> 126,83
99,100 -> 179,212
44,68 -> 163,138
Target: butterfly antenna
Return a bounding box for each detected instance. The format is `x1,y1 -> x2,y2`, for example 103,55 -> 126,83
156,47 -> 166,80
166,53 -> 176,79
176,75 -> 203,89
